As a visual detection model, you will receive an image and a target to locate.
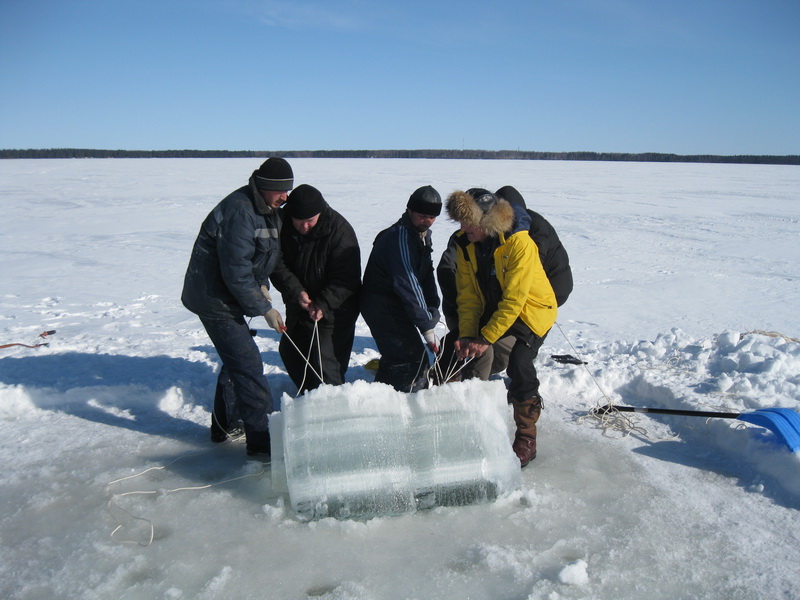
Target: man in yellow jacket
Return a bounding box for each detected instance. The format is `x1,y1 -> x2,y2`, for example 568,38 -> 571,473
446,188 -> 557,467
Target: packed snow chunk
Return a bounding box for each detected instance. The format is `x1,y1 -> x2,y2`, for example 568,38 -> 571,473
716,330 -> 740,351
558,559 -> 589,586
0,383 -> 42,419
271,379 -> 522,520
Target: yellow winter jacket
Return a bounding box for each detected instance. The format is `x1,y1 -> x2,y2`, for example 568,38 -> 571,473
455,229 -> 557,343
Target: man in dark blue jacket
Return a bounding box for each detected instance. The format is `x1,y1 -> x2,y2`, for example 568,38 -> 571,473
182,157 -> 293,457
361,186 -> 442,392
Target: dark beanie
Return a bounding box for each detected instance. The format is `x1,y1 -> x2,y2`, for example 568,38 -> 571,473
407,185 -> 442,216
253,157 -> 294,191
466,188 -> 497,213
285,184 -> 327,219
495,185 -> 527,208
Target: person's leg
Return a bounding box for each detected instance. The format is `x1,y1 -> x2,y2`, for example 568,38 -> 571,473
201,316 -> 273,455
280,317 -> 322,391
489,335 -> 516,376
210,365 -> 243,442
504,322 -> 547,467
313,321 -> 344,387
285,319 -> 343,392
373,328 -> 429,392
331,312 -> 357,383
363,302 -> 428,392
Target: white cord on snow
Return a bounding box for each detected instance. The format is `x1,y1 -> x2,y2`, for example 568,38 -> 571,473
106,449 -> 267,547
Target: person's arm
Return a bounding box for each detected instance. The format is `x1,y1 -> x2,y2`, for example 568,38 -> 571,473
217,205 -> 270,317
386,227 -> 439,332
314,220 -> 361,316
480,234 -> 538,343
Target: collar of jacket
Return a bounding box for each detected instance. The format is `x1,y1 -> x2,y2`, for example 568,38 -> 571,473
399,211 -> 431,246
509,202 -> 531,234
249,176 -> 277,216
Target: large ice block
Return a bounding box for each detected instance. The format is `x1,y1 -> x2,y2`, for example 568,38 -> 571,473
269,379 -> 523,520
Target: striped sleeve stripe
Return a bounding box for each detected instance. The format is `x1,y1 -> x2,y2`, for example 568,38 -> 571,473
398,228 -> 433,321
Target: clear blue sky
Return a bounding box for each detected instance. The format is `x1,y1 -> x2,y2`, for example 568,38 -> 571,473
1,0 -> 798,154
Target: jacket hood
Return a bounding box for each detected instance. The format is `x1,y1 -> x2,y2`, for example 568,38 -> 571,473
495,185 -> 527,209
445,189 -> 515,236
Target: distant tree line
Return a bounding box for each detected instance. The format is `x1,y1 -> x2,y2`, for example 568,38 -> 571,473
1,148 -> 798,165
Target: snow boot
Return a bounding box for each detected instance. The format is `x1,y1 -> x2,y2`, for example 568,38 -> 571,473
511,395 -> 543,468
210,419 -> 244,443
211,424 -> 244,443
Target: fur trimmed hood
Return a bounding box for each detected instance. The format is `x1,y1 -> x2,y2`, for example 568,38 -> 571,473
445,189 -> 516,236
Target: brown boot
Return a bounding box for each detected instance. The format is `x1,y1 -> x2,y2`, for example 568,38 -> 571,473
511,396 -> 543,468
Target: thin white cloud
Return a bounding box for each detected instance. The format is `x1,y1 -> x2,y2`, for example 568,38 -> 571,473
250,0 -> 366,31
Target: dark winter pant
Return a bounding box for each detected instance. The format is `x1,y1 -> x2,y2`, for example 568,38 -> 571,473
200,316 -> 273,451
279,312 -> 355,393
362,301 -> 429,393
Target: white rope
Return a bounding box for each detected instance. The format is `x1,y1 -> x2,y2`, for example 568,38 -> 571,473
553,321 -> 655,439
555,322 -> 690,443
578,405 -> 652,439
554,322 -> 614,406
442,355 -> 475,383
294,320 -> 324,395
743,329 -> 799,344
105,449 -> 267,547
281,324 -> 324,392
410,348 -> 429,390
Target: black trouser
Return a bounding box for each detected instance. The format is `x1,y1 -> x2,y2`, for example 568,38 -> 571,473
362,299 -> 429,392
200,316 -> 273,450
279,311 -> 355,393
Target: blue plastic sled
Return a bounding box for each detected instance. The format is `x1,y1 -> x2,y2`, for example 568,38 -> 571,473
738,408 -> 800,452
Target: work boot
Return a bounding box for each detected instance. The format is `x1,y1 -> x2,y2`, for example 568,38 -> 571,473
210,424 -> 244,443
210,417 -> 244,443
511,395 -> 543,468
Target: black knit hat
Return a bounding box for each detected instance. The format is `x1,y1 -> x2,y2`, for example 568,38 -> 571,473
253,157 -> 294,191
466,188 -> 497,213
286,184 -> 327,219
407,185 -> 442,216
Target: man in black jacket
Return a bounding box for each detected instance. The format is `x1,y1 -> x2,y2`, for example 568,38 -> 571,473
495,185 -> 572,307
361,186 -> 442,392
270,184 -> 361,393
182,157 -> 292,457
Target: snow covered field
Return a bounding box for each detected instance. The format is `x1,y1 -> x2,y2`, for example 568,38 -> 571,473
1,158 -> 799,599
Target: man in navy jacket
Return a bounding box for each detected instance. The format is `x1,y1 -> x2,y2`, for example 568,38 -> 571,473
182,157 -> 293,457
361,186 -> 442,392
